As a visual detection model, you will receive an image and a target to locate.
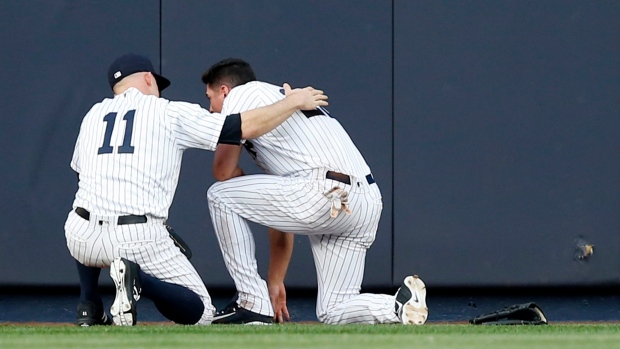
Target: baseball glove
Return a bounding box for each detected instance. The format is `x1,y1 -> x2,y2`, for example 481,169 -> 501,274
469,302 -> 548,325
165,223 -> 192,260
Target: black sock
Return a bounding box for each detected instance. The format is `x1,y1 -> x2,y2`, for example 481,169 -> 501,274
75,260 -> 102,306
138,270 -> 205,325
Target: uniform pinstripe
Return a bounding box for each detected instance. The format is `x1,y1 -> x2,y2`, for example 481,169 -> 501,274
65,87 -> 225,324
207,81 -> 399,324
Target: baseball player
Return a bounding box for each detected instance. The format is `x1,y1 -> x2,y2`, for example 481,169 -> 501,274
64,53 -> 328,326
201,58 -> 428,325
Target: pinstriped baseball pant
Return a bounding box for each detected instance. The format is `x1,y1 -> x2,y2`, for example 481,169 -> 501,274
64,210 -> 215,324
207,170 -> 400,324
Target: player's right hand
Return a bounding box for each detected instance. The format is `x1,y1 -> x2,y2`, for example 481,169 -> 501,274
269,282 -> 290,323
283,83 -> 328,110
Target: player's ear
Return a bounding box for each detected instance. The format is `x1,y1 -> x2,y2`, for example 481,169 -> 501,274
221,85 -> 230,97
144,73 -> 160,97
145,72 -> 154,87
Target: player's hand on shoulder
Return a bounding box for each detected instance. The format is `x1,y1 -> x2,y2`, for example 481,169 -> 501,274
283,82 -> 328,110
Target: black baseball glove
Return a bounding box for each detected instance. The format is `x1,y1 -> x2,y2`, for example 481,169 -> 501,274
469,302 -> 548,325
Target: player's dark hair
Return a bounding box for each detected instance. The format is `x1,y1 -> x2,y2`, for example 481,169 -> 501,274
201,58 -> 256,89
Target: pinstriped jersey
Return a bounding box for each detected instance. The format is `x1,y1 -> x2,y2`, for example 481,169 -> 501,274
71,87 -> 226,218
221,81 -> 371,177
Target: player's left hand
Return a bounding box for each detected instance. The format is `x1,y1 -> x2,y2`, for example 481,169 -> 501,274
283,83 -> 328,110
269,282 -> 290,323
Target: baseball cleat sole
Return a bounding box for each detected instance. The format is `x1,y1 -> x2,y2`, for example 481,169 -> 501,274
110,257 -> 141,326
397,275 -> 428,325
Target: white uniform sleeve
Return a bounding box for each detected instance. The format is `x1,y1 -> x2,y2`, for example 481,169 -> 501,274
70,104 -> 96,174
166,100 -> 227,151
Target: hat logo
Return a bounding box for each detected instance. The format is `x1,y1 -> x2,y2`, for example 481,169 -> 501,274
114,71 -> 122,79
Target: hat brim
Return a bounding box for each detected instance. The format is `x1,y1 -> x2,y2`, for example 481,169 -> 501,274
153,73 -> 171,92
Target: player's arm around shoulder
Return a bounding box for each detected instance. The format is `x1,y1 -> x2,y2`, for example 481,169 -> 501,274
165,99 -> 226,151
238,83 -> 327,139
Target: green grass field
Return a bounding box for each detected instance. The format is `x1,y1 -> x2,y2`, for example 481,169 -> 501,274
2,324 -> 620,349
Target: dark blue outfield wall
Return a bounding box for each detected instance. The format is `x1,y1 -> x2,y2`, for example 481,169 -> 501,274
0,1 -> 617,289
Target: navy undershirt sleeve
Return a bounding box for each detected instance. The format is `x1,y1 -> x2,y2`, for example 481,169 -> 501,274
218,113 -> 242,145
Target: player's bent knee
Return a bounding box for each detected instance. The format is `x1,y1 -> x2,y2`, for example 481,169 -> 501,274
317,309 -> 345,325
206,182 -> 225,202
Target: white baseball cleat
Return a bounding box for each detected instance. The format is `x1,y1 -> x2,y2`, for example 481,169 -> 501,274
395,275 -> 428,325
109,257 -> 141,326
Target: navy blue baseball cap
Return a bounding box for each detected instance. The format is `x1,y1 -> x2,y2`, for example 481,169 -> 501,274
107,53 -> 171,92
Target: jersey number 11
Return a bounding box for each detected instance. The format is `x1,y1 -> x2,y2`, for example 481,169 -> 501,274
98,110 -> 136,154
